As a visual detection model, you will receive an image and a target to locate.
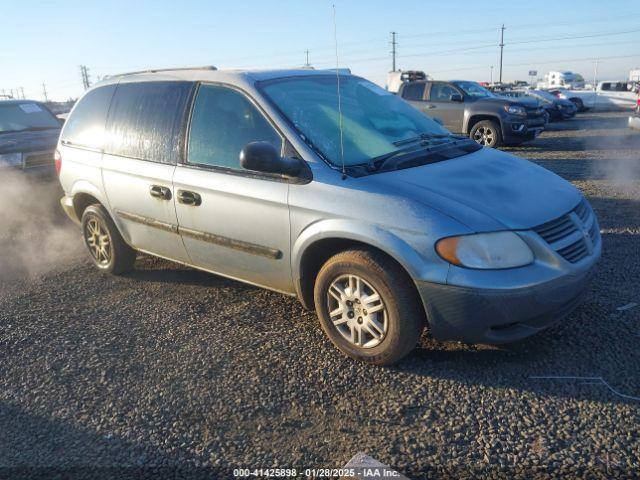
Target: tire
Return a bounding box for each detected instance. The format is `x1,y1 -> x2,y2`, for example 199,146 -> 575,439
314,248 -> 425,366
570,98 -> 586,112
81,204 -> 136,274
469,120 -> 503,148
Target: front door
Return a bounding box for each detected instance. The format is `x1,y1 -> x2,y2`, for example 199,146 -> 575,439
173,84 -> 293,293
425,82 -> 466,133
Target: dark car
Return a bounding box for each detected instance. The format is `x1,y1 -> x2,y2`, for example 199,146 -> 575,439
0,100 -> 62,171
500,89 -> 577,121
399,80 -> 546,147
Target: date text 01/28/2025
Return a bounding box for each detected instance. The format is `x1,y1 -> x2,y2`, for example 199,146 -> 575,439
233,467 -> 401,477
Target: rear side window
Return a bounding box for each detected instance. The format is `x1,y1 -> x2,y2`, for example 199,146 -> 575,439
401,82 -> 426,101
61,85 -> 116,149
187,84 -> 282,171
105,82 -> 193,164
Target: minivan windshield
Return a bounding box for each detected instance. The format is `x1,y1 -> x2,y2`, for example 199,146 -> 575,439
259,75 -> 450,167
0,102 -> 60,134
452,81 -> 495,98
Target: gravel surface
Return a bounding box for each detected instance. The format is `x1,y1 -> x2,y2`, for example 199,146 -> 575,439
0,112 -> 638,479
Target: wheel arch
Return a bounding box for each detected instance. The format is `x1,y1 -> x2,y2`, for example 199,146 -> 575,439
292,220 -> 426,310
466,114 -> 501,134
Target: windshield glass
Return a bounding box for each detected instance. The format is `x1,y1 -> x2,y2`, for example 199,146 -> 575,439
452,81 -> 494,98
259,75 -> 449,167
0,102 -> 60,133
531,90 -> 556,102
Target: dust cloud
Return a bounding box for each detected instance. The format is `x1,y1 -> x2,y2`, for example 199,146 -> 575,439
584,118 -> 640,200
0,169 -> 83,281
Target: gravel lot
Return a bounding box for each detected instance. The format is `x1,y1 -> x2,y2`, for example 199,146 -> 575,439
0,111 -> 638,479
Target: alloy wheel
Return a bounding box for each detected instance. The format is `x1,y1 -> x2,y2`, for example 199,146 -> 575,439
473,126 -> 494,146
84,217 -> 111,265
327,274 -> 388,348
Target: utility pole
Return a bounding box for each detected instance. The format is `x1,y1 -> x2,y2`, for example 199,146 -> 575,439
79,65 -> 91,90
390,31 -> 397,72
42,83 -> 49,102
304,49 -> 310,67
499,24 -> 505,83
593,59 -> 599,110
490,65 -> 494,84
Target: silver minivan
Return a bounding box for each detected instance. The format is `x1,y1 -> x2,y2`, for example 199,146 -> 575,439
57,67 -> 601,365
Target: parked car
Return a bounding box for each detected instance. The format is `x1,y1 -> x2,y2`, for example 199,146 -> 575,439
629,98 -> 640,130
500,90 -> 577,121
398,80 -> 546,148
57,67 -> 601,365
0,99 -> 62,170
547,82 -> 637,111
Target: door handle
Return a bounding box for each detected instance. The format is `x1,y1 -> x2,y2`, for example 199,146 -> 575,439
177,190 -> 202,206
149,185 -> 172,200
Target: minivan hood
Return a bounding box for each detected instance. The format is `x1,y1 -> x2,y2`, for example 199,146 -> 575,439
375,147 -> 581,231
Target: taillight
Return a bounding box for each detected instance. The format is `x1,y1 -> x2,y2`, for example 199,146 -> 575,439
54,149 -> 62,175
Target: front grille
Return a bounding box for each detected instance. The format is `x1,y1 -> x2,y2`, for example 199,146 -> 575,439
534,199 -> 600,263
23,151 -> 54,168
525,106 -> 544,117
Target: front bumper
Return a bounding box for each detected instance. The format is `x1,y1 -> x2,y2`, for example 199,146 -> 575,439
417,262 -> 598,345
502,115 -> 546,143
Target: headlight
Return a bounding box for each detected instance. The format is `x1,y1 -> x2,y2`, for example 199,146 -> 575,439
504,105 -> 527,116
0,152 -> 23,167
436,232 -> 534,269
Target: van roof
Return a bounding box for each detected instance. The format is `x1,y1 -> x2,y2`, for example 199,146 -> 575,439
97,66 -> 352,87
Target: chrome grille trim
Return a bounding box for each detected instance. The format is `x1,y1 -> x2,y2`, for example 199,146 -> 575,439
534,199 -> 599,263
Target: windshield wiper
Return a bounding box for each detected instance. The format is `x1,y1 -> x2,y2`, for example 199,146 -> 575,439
368,135 -> 453,172
392,132 -> 449,146
0,126 -> 59,134
367,137 -> 480,173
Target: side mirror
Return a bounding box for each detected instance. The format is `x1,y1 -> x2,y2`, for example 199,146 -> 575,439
450,93 -> 463,102
240,141 -> 302,177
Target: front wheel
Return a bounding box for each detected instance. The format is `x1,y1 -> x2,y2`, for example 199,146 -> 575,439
314,248 -> 425,365
470,120 -> 503,148
81,204 -> 136,274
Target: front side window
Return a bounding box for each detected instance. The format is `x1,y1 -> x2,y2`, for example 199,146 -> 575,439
187,84 -> 282,170
0,102 -> 60,134
428,83 -> 460,101
259,75 -> 448,168
105,81 -> 193,164
401,82 -> 426,101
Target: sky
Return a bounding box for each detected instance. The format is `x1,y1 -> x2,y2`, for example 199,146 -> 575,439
2,0 -> 640,101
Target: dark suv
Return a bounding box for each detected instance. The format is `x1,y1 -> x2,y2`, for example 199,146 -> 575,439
0,100 -> 62,171
399,80 -> 546,147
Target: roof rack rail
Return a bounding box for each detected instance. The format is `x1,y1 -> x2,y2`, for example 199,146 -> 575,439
106,65 -> 217,79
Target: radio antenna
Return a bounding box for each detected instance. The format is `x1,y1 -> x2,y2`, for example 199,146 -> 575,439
332,4 -> 346,180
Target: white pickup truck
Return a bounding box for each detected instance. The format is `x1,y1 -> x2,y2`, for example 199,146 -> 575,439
548,81 -> 637,111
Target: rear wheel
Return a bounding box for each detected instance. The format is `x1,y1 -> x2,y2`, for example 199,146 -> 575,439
570,97 -> 586,112
470,120 -> 503,148
81,205 -> 136,274
314,248 -> 424,365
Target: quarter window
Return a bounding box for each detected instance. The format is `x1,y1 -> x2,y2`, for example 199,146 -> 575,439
105,81 -> 193,164
61,85 -> 116,149
187,84 -> 282,170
